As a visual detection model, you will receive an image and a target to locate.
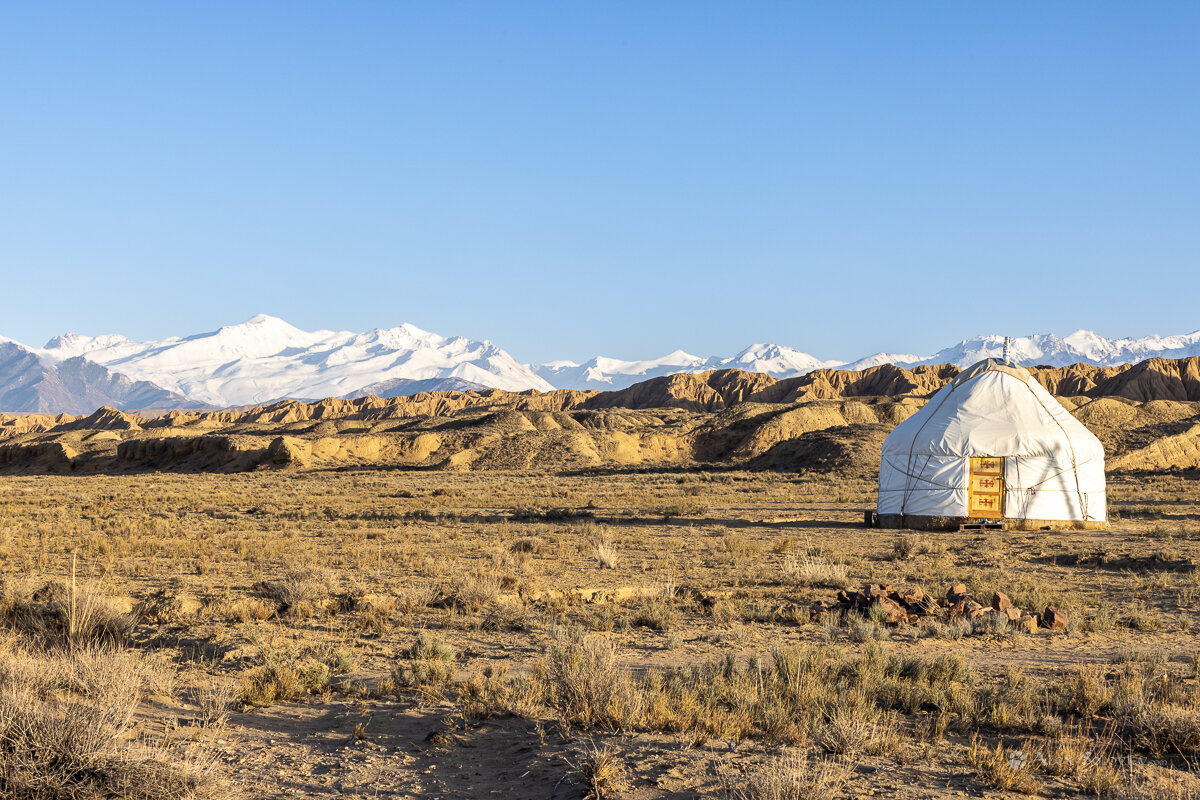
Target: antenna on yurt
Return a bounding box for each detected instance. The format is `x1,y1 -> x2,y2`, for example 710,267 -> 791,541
1002,336 -> 1012,364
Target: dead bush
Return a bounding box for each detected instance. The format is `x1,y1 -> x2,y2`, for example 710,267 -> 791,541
192,681 -> 239,729
725,749 -> 846,800
0,644 -> 231,799
509,536 -> 547,554
547,633 -> 641,730
1,578 -> 135,648
258,565 -> 333,616
782,554 -> 848,588
966,735 -> 1039,794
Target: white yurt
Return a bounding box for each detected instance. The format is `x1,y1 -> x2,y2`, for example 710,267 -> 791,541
877,358 -> 1106,530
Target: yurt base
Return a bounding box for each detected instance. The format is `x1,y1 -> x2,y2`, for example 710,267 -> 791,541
873,513 -> 1107,532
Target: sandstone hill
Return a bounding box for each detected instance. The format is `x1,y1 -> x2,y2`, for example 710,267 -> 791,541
3,357 -> 1200,476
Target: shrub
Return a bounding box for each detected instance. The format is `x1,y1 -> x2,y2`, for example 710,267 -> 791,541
966,735 -> 1039,794
389,634 -> 457,696
726,750 -> 846,800
547,634 -> 640,730
631,599 -> 675,632
192,681 -> 239,729
0,645 -> 230,799
509,536 -> 546,554
1,578 -> 135,648
259,565 -> 333,616
239,628 -> 331,706
782,554 -> 848,588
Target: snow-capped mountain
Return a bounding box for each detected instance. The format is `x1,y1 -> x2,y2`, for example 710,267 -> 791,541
4,317 -> 1200,413
0,340 -> 197,414
535,350 -> 710,390
540,330 -> 1200,390
844,331 -> 1200,372
36,315 -> 552,407
535,344 -> 841,390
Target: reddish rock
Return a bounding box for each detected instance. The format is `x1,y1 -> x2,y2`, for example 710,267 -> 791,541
906,613 -> 920,625
876,596 -> 907,624
1041,607 -> 1068,631
863,583 -> 892,601
991,591 -> 1012,613
1017,615 -> 1038,633
835,589 -> 854,605
1003,606 -> 1022,622
947,583 -> 968,601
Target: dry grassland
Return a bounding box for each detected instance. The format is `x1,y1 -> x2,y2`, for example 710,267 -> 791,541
1,468 -> 1199,798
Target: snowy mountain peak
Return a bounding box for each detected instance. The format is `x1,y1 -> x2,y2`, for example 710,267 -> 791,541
242,313 -> 282,326
24,316 -> 552,407
42,332 -> 134,360
7,318 -> 1200,410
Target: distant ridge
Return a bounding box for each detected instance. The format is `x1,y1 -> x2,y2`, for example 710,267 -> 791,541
346,376 -> 489,399
3,315 -> 1199,412
8,355 -> 1200,435
0,341 -> 200,415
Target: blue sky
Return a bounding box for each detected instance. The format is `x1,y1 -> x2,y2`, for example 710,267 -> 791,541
2,3 -> 1197,363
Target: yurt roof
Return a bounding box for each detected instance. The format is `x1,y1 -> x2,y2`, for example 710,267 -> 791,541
951,358 -> 1032,386
880,358 -> 1104,460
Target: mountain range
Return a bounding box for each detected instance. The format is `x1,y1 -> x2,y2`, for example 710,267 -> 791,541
2,315 -> 1199,413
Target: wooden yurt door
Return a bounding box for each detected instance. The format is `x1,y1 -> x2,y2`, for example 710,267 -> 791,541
968,457 -> 1005,518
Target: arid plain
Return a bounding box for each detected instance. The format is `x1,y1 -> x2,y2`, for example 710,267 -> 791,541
2,360 -> 1200,799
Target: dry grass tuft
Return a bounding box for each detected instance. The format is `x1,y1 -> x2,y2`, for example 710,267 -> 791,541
726,750 -> 847,800
782,553 -> 848,588
892,533 -> 927,560
579,739 -> 623,799
547,633 -> 640,730
967,735 -> 1039,794
591,529 -> 620,570
1,575 -> 135,648
258,564 -> 334,617
0,644 -> 232,799
192,681 -> 239,729
816,694 -> 879,754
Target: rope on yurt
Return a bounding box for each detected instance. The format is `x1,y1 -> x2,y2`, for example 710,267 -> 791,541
899,381 -> 960,514
1021,378 -> 1091,520
1010,457 -> 1034,519
879,456 -> 960,489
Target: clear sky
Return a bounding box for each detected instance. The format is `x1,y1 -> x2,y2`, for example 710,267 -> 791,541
2,2 -> 1197,363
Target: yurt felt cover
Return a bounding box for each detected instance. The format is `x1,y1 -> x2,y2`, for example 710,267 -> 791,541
877,359 -> 1106,521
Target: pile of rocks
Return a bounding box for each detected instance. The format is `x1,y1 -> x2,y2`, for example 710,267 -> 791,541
810,582 -> 1067,633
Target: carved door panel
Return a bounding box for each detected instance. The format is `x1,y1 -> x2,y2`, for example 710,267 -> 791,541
968,457 -> 1004,519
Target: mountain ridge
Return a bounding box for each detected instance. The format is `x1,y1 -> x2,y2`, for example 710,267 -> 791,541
4,315 -> 1200,411
0,341 -> 200,415
8,356 -> 1200,437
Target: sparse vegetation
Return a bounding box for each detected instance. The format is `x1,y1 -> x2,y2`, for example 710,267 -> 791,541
0,466 -> 1197,797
